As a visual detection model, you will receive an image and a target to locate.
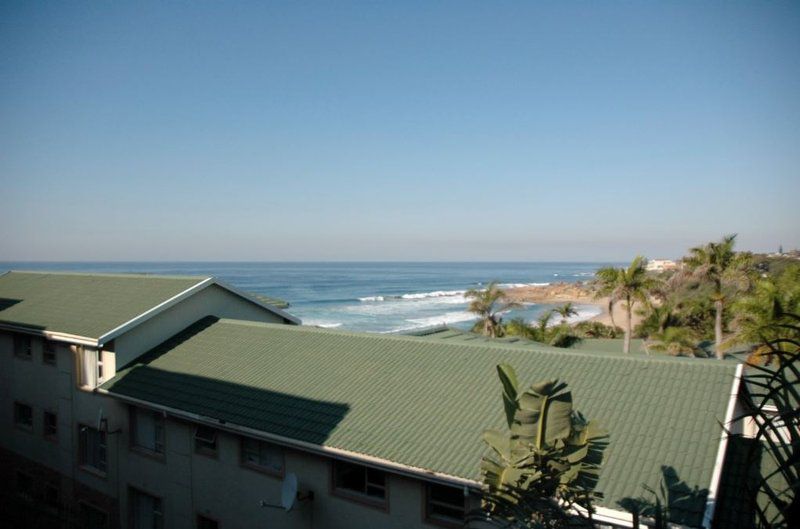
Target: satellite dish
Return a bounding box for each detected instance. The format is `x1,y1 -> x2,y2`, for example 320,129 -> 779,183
281,473 -> 298,512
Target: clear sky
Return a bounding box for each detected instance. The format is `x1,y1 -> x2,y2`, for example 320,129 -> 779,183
1,2 -> 798,261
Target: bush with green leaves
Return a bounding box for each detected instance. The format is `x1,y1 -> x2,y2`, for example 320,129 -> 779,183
475,364 -> 607,528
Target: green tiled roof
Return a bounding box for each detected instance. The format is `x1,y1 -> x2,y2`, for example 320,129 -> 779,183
0,271 -> 206,338
103,317 -> 739,526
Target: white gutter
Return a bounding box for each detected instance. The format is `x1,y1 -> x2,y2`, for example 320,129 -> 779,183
211,279 -> 301,325
97,277 -> 215,345
702,362 -> 744,528
96,387 -> 476,489
0,322 -> 98,347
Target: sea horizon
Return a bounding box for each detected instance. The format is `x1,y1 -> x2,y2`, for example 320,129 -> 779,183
0,261 -> 621,333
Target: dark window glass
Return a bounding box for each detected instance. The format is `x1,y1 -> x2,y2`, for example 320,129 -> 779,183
333,461 -> 387,501
241,437 -> 284,474
80,502 -> 109,529
44,411 -> 58,439
197,515 -> 219,529
132,408 -> 165,454
16,471 -> 34,501
79,425 -> 107,473
14,402 -> 33,429
44,483 -> 60,509
426,484 -> 466,524
13,335 -> 32,359
43,340 -> 56,365
194,425 -> 217,456
130,488 -> 164,529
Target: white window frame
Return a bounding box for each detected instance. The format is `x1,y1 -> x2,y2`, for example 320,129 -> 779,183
194,425 -> 218,457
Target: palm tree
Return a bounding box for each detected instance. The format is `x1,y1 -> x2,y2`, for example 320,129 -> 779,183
594,256 -> 660,354
554,302 -> 578,324
646,327 -> 697,357
725,264 -> 800,364
682,234 -> 753,359
465,281 -> 519,338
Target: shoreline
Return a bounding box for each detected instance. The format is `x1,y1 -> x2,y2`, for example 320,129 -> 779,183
504,282 -> 643,329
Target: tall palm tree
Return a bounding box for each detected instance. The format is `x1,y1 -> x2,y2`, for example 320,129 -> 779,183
465,281 -> 519,338
726,265 -> 800,364
594,256 -> 660,354
554,302 -> 578,324
682,234 -> 753,359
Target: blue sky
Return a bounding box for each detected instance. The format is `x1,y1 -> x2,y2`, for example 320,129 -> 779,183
1,2 -> 798,261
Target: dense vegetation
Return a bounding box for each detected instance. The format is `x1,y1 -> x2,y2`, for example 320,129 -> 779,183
467,235 -> 800,360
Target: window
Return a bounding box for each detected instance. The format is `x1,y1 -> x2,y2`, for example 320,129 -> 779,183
424,483 -> 467,526
332,460 -> 387,505
13,334 -> 32,359
131,408 -> 165,455
44,483 -> 60,510
43,340 -> 56,365
79,502 -> 109,529
130,488 -> 164,529
194,425 -> 218,456
197,514 -> 219,529
16,471 -> 34,501
241,437 -> 284,476
44,411 -> 58,440
79,425 -> 107,474
14,402 -> 33,430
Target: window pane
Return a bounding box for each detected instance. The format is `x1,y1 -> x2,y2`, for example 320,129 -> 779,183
133,409 -> 164,453
80,503 -> 109,529
131,489 -> 163,529
14,335 -> 32,358
43,341 -> 56,364
44,411 -> 58,438
426,484 -> 466,523
14,402 -> 33,428
334,461 -> 387,501
197,515 -> 219,529
80,425 -> 107,472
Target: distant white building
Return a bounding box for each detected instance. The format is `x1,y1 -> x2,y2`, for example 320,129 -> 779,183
645,258 -> 678,272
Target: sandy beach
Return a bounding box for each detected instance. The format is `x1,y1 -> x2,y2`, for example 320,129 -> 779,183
504,282 -> 644,328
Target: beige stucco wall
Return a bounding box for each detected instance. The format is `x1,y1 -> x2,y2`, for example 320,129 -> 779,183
0,331 -> 126,509
113,284 -> 288,369
119,408 -> 473,529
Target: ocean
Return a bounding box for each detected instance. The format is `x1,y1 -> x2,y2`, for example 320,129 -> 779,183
0,262 -> 620,333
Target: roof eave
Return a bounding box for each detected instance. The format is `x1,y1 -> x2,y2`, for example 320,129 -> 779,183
702,362 -> 745,528
0,322 -> 98,347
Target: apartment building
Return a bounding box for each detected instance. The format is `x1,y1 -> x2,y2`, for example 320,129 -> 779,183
2,271 -> 751,529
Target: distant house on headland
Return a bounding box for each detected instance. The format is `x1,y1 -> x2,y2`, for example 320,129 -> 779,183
645,258 -> 679,272
0,270 -> 762,528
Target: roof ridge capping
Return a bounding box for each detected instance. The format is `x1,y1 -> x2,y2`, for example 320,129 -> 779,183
211,318 -> 740,367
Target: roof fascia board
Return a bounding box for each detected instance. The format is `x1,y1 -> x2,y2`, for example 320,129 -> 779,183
702,362 -> 744,528
96,277 -> 214,345
0,322 -> 98,347
98,387 -> 472,488
211,278 -> 300,325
